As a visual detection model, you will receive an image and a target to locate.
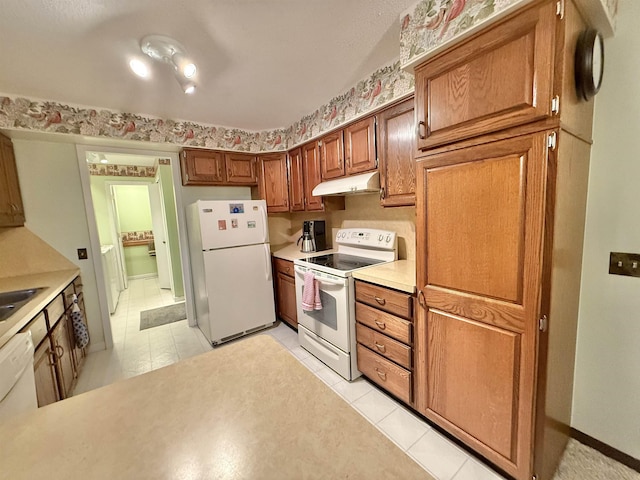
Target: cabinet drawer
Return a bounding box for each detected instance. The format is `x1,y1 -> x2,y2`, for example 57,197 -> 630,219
357,344 -> 412,404
356,323 -> 411,369
19,312 -> 47,348
355,302 -> 411,344
73,277 -> 83,296
273,258 -> 294,277
63,283 -> 75,309
355,281 -> 413,319
45,295 -> 65,326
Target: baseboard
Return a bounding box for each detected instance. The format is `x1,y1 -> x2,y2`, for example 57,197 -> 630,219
173,295 -> 185,303
127,273 -> 158,280
87,341 -> 106,353
571,428 -> 640,473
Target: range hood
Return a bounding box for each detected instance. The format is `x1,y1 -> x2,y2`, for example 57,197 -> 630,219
312,171 -> 380,197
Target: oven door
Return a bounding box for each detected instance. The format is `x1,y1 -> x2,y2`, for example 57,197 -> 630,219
294,265 -> 350,352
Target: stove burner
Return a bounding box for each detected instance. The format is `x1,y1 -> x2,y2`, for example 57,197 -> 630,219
301,253 -> 384,271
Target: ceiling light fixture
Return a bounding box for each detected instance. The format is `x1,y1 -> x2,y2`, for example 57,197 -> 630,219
129,59 -> 149,78
139,34 -> 198,94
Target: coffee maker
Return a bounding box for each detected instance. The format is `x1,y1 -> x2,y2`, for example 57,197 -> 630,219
297,220 -> 326,253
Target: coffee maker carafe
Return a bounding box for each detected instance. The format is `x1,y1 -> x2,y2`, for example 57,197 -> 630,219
297,220 -> 326,253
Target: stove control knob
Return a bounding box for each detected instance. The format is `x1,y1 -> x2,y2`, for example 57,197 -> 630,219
378,234 -> 383,241
386,235 -> 391,243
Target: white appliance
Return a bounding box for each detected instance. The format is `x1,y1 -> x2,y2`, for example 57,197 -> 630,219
0,332 -> 37,421
294,228 -> 397,380
101,244 -> 120,314
187,200 -> 275,345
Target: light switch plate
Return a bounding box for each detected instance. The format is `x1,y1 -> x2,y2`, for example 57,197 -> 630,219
77,248 -> 88,260
609,252 -> 640,278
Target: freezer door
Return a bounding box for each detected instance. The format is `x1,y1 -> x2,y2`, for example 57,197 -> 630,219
195,200 -> 269,250
203,243 -> 275,343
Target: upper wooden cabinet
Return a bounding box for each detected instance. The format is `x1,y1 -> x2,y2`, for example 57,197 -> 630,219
259,153 -> 289,213
344,116 -> 377,175
302,141 -> 324,211
414,1 -> 557,151
181,148 -> 258,186
0,132 -> 25,227
377,98 -> 416,207
319,130 -> 345,180
287,148 -> 305,212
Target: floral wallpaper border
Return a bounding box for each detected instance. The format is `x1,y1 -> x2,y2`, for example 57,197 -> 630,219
122,231 -> 153,242
0,59 -> 413,153
88,163 -> 157,177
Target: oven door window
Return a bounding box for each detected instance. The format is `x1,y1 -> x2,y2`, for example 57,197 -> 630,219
301,287 -> 337,330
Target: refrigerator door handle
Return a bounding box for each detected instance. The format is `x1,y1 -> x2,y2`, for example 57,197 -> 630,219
259,203 -> 268,243
263,244 -> 272,282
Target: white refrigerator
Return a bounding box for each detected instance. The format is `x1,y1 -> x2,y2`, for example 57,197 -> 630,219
187,200 -> 275,345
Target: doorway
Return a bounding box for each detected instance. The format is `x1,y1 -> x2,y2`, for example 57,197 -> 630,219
76,146 -> 196,351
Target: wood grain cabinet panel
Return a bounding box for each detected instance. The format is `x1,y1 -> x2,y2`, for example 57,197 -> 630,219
259,153 -> 289,213
414,1 -> 557,151
357,344 -> 412,404
302,141 -> 325,211
355,281 -> 413,320
52,315 -> 75,400
287,148 -> 305,212
273,258 -> 297,328
355,302 -> 411,344
180,148 -> 225,185
224,153 -> 258,185
356,323 -> 411,369
426,310 -> 520,460
377,98 -> 416,207
320,131 -> 345,180
0,132 -> 25,227
34,340 -> 59,407
344,116 -> 376,175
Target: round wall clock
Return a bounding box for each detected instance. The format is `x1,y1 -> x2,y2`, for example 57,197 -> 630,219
575,29 -> 604,101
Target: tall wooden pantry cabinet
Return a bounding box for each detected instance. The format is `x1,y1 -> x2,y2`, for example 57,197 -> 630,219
412,1 -> 595,479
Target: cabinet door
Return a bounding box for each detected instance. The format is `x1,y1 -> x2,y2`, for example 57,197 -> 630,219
224,153 -> 258,185
287,148 -> 305,212
377,98 -> 416,207
0,132 -> 25,226
180,149 -> 225,185
34,340 -> 59,407
415,131 -> 551,479
302,141 -> 324,211
415,1 -> 557,151
52,317 -> 76,400
320,131 -> 345,180
276,272 -> 297,328
260,153 -> 289,213
344,116 -> 376,175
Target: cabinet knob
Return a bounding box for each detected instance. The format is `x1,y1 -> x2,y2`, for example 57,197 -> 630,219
418,290 -> 426,308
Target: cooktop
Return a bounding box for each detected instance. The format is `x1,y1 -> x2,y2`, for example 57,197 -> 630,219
299,253 -> 385,272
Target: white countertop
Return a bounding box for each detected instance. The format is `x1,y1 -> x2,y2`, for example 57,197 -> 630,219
352,259 -> 416,294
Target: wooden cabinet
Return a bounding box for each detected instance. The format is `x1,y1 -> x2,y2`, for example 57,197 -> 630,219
260,153 -> 289,213
302,141 -> 325,211
287,148 -> 305,212
224,152 -> 258,184
273,258 -> 297,328
320,130 -> 345,180
33,340 -> 59,407
344,116 -> 377,175
0,132 -> 25,227
413,2 -> 595,478
22,275 -> 89,406
414,1 -> 557,152
377,98 -> 416,207
181,148 -> 258,186
355,280 -> 414,406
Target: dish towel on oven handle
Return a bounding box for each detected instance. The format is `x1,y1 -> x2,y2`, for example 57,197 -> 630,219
301,270 -> 322,311
70,294 -> 90,349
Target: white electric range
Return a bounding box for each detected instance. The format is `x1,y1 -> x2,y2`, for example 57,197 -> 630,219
293,228 -> 398,380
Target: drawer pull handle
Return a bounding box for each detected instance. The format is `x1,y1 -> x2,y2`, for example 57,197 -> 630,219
47,350 -> 56,367
374,342 -> 386,353
56,345 -> 64,358
374,320 -> 386,330
374,296 -> 386,305
375,368 -> 387,381
417,120 -> 427,140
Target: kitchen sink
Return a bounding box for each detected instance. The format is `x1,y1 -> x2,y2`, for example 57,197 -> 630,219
0,288 -> 44,322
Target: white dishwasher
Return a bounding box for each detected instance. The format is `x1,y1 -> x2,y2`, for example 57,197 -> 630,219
0,331 -> 37,421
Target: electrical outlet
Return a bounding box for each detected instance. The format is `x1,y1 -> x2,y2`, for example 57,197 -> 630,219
77,248 -> 88,260
609,252 -> 640,278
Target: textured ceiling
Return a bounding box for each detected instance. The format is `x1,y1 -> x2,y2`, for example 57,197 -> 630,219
0,0 -> 416,131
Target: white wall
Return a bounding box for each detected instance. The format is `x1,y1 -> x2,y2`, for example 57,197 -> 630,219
572,0 -> 640,458
12,139 -> 105,349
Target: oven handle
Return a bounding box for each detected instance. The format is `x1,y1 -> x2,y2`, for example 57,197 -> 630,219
294,266 -> 346,286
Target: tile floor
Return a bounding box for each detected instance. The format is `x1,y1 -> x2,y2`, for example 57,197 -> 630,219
73,276 -> 506,480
